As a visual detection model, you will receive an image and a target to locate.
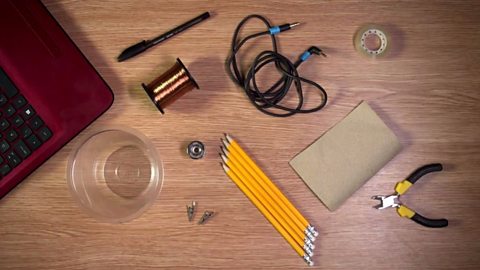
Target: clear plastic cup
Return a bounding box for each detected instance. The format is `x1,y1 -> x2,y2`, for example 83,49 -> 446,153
67,126 -> 163,223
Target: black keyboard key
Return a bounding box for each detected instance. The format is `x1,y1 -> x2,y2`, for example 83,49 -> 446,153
38,126 -> 52,142
20,105 -> 36,120
0,163 -> 11,176
6,151 -> 21,168
5,104 -> 16,117
6,130 -> 18,142
0,119 -> 9,131
0,94 -> 7,106
26,134 -> 42,150
19,125 -> 32,138
0,67 -> 19,98
12,114 -> 24,127
0,140 -> 9,153
12,95 -> 27,109
14,140 -> 31,159
29,115 -> 44,130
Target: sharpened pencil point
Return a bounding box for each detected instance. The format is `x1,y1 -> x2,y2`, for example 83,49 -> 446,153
221,146 -> 229,156
221,163 -> 229,173
221,138 -> 229,148
220,154 -> 228,163
225,134 -> 233,143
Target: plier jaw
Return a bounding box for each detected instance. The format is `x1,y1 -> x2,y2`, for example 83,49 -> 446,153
371,194 -> 400,210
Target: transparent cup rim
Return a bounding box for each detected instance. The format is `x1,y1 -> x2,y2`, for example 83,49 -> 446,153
66,126 -> 164,223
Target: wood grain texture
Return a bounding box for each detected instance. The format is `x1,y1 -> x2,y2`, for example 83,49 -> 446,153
1,0 -> 480,269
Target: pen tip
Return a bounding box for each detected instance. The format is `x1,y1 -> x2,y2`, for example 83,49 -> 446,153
117,55 -> 126,62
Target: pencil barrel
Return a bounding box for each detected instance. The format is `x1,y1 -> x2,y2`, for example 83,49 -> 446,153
225,137 -> 311,229
224,138 -> 312,233
223,166 -> 306,258
224,153 -> 306,244
220,134 -> 317,266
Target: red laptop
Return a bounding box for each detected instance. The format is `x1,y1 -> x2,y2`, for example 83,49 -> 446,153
0,0 -> 114,199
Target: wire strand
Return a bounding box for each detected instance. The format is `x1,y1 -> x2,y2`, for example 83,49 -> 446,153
226,14 -> 327,117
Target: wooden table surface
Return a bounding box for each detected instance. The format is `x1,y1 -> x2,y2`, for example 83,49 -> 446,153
1,0 -> 480,269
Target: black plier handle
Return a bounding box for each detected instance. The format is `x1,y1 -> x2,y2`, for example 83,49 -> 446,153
396,164 -> 448,228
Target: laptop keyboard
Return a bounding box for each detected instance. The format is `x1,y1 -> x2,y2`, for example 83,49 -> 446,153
0,68 -> 52,178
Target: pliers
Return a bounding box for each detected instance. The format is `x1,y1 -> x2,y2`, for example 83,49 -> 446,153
372,163 -> 448,228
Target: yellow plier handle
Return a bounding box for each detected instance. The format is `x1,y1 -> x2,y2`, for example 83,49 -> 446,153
395,164 -> 448,228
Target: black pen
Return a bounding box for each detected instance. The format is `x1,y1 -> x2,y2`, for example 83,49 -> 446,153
118,11 -> 210,62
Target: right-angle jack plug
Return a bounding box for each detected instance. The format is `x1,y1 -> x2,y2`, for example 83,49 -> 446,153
300,46 -> 326,62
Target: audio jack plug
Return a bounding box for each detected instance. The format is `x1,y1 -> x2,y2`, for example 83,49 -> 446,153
299,46 -> 326,62
269,22 -> 301,35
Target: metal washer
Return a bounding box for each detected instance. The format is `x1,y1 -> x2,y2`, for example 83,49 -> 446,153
187,141 -> 205,159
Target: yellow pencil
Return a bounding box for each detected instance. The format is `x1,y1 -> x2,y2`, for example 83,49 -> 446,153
224,134 -> 319,237
222,139 -> 315,242
221,153 -> 312,251
221,163 -> 314,266
222,147 -> 315,245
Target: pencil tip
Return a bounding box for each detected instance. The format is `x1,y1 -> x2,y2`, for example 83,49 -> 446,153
221,138 -> 228,148
221,163 -> 229,172
225,134 -> 233,143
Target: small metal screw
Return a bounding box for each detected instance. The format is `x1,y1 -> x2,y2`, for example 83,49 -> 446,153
186,201 -> 197,222
198,210 -> 215,225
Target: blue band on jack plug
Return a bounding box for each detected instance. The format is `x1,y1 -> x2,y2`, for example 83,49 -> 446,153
269,26 -> 280,35
300,51 -> 311,61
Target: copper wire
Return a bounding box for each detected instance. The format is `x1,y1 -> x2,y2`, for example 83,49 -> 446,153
142,58 -> 199,114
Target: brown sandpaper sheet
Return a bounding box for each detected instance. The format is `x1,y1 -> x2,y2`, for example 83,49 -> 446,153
289,101 -> 402,211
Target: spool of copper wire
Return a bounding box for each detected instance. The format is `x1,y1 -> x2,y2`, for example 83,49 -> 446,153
142,58 -> 199,114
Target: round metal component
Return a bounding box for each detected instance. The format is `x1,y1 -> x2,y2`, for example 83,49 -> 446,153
187,141 -> 205,159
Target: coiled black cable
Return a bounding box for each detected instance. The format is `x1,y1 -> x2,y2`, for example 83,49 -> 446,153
226,14 -> 328,117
